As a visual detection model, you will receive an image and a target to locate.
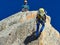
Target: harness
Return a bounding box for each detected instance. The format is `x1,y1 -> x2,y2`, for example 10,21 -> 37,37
36,12 -> 46,23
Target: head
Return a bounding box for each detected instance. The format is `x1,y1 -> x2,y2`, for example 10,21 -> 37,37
24,0 -> 27,5
25,0 -> 27,2
39,8 -> 45,13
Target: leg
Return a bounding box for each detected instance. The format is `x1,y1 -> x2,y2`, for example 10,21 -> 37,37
35,22 -> 40,37
39,23 -> 45,34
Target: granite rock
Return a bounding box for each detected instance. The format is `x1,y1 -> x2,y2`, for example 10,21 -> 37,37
0,11 -> 60,45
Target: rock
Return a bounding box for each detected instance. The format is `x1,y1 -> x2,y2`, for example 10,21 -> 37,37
39,16 -> 60,45
0,11 -> 60,45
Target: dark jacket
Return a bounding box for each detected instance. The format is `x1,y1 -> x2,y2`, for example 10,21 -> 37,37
36,13 -> 46,23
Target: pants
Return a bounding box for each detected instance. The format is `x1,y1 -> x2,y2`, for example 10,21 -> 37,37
36,20 -> 45,37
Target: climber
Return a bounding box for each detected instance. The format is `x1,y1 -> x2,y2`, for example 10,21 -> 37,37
35,8 -> 46,37
22,0 -> 29,12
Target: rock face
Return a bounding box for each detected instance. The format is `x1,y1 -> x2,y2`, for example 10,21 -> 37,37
0,11 -> 60,45
39,16 -> 60,45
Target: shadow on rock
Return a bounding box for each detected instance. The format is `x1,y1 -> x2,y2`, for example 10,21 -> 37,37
24,31 -> 40,45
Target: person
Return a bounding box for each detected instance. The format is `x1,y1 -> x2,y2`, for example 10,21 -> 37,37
22,0 -> 29,12
35,8 -> 46,37
23,8 -> 46,45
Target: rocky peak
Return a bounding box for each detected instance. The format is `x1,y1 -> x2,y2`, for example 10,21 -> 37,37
0,11 -> 60,45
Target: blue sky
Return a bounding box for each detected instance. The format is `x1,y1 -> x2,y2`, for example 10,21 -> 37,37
0,0 -> 60,32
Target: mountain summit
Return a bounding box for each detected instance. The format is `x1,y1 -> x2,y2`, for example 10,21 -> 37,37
0,11 -> 60,45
